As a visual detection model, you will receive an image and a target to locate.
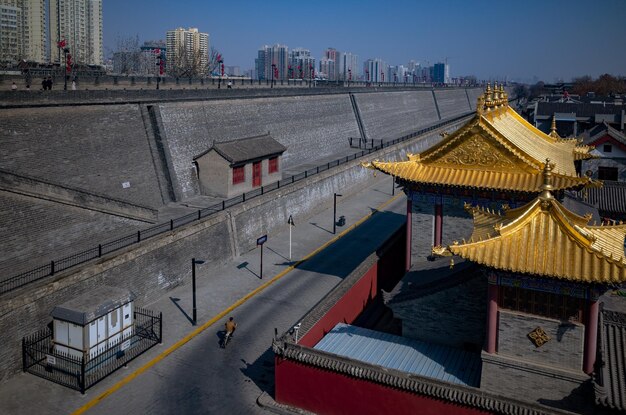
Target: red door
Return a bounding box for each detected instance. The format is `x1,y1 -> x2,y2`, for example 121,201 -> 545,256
253,161 -> 262,187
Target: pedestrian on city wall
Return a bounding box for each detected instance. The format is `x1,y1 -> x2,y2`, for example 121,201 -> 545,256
71,80 -> 76,90
11,82 -> 17,91
48,77 -> 53,90
41,78 -> 47,90
227,80 -> 232,89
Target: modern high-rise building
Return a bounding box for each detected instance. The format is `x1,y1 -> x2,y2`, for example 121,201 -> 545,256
288,47 -> 314,80
363,58 -> 387,83
0,0 -> 50,64
0,0 -> 101,65
166,27 -> 209,76
255,44 -> 289,80
323,47 -> 341,81
318,57 -> 334,80
0,2 -> 22,64
342,52 -> 358,81
49,0 -> 103,66
433,62 -> 450,84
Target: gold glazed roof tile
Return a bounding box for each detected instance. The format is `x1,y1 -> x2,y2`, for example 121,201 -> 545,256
371,159 -> 595,192
448,164 -> 626,284
366,84 -> 597,192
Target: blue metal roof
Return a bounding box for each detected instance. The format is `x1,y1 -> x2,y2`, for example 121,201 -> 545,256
314,323 -> 481,387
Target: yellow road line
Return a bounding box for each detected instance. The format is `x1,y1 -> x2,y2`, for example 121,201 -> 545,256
71,192 -> 402,415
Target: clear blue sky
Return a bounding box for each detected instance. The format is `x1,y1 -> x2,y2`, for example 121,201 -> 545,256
103,0 -> 626,83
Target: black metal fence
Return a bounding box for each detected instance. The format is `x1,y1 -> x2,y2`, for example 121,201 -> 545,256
22,307 -> 162,394
1,113 -> 473,295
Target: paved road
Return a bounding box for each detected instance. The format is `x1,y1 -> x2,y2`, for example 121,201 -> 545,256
0,174 -> 406,415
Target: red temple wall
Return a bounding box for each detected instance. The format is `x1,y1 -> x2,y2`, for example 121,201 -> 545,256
275,358 -> 493,415
299,262 -> 378,347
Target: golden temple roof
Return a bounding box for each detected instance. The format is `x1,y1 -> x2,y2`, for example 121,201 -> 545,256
365,84 -> 597,192
437,163 -> 626,284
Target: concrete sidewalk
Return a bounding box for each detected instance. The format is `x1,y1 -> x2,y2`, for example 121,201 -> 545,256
0,172 -> 405,415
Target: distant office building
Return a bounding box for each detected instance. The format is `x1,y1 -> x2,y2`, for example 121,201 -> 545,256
288,47 -> 315,79
0,3 -> 22,64
342,52 -> 358,81
0,0 -> 102,66
50,0 -> 103,66
363,58 -> 387,83
138,40 -> 165,76
255,44 -> 289,80
166,27 -> 209,76
225,65 -> 240,76
407,59 -> 417,73
433,62 -> 450,84
318,57 -> 334,80
323,47 -> 341,81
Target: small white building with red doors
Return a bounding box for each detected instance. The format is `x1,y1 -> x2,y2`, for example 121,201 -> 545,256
194,133 -> 286,198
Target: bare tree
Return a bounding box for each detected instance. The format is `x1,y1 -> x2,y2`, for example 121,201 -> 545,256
169,44 -> 222,78
113,35 -> 140,75
208,47 -> 222,76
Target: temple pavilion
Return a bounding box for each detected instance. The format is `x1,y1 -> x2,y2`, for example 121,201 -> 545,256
431,162 -> 626,404
364,84 -> 598,270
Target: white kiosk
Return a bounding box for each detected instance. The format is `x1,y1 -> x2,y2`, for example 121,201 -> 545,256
50,286 -> 136,359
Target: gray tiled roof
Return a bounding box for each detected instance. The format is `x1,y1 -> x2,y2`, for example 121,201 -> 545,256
562,192 -> 601,223
195,133 -> 286,165
51,286 -> 136,325
583,122 -> 626,147
536,102 -> 624,118
580,181 -> 626,216
595,293 -> 626,410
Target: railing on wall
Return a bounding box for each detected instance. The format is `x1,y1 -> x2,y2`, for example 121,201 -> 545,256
22,308 -> 162,394
1,113 -> 473,295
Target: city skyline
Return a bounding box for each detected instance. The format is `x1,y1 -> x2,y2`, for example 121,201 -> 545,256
102,0 -> 626,83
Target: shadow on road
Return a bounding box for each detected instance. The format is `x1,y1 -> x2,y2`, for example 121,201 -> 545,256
240,348 -> 276,396
237,261 -> 260,279
169,297 -> 194,325
310,222 -> 333,234
296,211 -> 405,278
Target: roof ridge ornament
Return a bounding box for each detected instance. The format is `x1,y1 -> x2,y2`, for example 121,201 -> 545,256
540,158 -> 555,201
549,115 -> 560,139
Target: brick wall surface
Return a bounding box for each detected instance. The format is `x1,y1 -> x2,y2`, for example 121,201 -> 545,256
0,214 -> 232,383
434,89 -> 472,120
158,94 -> 361,199
355,91 -> 440,141
466,88 -> 483,111
392,272 -> 487,349
0,105 -> 163,208
497,310 -> 585,371
0,190 -> 144,276
480,352 -> 590,407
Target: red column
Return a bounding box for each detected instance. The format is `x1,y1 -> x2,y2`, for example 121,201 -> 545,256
583,300 -> 599,374
405,199 -> 412,272
485,283 -> 499,354
433,203 -> 443,246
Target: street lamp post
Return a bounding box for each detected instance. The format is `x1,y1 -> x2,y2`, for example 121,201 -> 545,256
218,59 -> 224,89
348,69 -> 351,87
191,258 -> 205,325
287,215 -> 295,260
271,63 -> 276,88
63,48 -> 70,90
333,193 -> 343,234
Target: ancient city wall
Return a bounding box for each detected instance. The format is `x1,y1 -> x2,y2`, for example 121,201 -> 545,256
354,90 -> 440,140
0,104 -> 164,208
158,94 -> 361,199
434,89 -> 472,119
0,88 -> 487,382
0,125 -> 456,382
